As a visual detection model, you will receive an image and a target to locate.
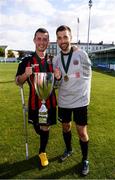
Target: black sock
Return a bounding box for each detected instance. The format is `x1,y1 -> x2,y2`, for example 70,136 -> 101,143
39,130 -> 49,154
79,139 -> 89,161
63,131 -> 72,152
33,122 -> 40,135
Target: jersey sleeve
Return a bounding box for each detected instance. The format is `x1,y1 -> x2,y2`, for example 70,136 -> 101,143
16,57 -> 30,77
80,50 -> 92,78
81,50 -> 92,66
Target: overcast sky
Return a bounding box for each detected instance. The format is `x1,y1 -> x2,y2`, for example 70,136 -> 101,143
0,0 -> 115,50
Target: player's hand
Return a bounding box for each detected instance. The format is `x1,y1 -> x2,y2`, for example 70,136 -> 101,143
25,67 -> 32,77
54,67 -> 61,80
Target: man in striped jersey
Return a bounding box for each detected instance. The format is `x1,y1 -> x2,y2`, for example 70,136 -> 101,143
16,28 -> 57,167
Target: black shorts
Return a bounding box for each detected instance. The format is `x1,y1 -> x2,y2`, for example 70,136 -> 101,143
28,107 -> 56,125
58,106 -> 88,126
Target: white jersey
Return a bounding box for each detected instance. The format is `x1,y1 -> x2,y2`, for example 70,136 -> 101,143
53,48 -> 92,108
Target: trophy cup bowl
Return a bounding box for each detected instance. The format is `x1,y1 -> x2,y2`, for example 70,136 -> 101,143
34,72 -> 54,124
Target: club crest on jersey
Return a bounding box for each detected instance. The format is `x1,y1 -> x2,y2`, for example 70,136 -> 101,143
73,59 -> 79,65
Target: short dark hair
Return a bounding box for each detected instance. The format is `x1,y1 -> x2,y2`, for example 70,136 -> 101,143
56,25 -> 71,35
34,28 -> 49,39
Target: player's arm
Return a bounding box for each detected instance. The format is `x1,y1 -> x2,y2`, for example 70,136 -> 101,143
15,58 -> 32,86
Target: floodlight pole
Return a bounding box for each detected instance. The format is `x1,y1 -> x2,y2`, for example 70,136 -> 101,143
77,17 -> 80,43
87,0 -> 93,54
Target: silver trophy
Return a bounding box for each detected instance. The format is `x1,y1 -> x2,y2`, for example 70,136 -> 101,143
34,72 -> 54,124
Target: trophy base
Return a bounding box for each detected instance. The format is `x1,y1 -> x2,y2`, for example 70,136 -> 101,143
39,114 -> 48,124
38,104 -> 48,125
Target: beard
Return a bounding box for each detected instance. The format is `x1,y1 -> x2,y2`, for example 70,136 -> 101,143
59,43 -> 70,52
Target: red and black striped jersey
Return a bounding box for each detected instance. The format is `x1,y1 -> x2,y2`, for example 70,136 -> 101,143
16,53 -> 57,110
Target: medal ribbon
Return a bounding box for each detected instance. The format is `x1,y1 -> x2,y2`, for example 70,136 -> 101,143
61,47 -> 73,74
35,53 -> 48,72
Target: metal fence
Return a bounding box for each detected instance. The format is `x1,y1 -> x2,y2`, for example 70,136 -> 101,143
0,57 -> 17,62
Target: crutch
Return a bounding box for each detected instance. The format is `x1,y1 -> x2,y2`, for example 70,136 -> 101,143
20,85 -> 29,160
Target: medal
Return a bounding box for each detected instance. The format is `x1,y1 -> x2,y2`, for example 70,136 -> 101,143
64,75 -> 69,82
61,47 -> 73,82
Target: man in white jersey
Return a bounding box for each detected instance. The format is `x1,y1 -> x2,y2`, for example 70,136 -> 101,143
53,25 -> 92,176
